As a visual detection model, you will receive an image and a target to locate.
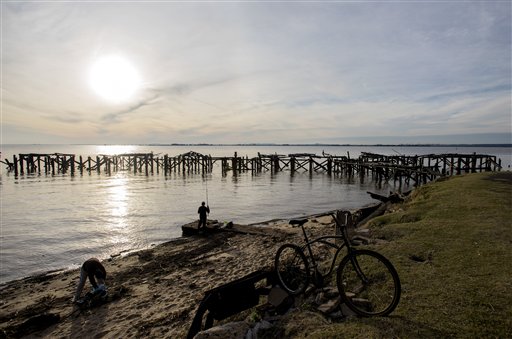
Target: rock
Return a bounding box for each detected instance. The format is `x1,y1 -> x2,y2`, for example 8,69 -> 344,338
351,239 -> 363,246
322,287 -> 340,299
268,286 -> 288,307
352,235 -> 371,245
194,321 -> 250,339
314,291 -> 326,305
305,285 -> 316,296
246,320 -> 273,339
328,310 -> 345,320
340,303 -> 358,317
317,297 -> 341,314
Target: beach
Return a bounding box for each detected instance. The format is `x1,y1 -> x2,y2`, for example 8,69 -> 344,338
0,215 -> 337,338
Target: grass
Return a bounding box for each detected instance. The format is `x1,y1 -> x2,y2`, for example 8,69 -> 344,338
264,172 -> 512,338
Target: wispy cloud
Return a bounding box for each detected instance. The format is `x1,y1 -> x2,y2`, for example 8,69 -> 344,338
101,95 -> 159,123
2,1 -> 510,144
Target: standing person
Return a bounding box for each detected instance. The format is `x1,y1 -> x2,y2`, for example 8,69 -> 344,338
197,201 -> 210,230
73,258 -> 107,303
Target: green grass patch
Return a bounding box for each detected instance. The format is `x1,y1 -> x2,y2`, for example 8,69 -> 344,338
265,172 -> 512,338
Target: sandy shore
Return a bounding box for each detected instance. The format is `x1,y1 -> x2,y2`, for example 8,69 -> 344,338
0,214 -> 337,338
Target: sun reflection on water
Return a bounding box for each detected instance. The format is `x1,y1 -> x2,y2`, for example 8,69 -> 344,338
104,175 -> 130,250
96,145 -> 136,155
108,176 -> 129,220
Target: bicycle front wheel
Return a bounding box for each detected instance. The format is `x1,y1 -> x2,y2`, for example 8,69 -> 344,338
275,244 -> 309,295
336,249 -> 401,317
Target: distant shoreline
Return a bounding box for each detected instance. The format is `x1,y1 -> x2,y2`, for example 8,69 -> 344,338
3,143 -> 512,147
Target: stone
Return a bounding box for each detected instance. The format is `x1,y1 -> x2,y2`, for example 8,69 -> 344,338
328,310 -> 345,320
246,320 -> 273,339
194,321 -> 250,339
314,291 -> 326,305
317,297 -> 341,314
322,286 -> 340,299
340,303 -> 358,317
352,235 -> 371,245
268,286 -> 288,307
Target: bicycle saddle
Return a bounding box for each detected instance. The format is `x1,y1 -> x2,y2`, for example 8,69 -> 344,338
289,219 -> 308,226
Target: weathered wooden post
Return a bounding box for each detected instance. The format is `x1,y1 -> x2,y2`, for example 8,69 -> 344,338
28,155 -> 34,173
232,152 -> 238,174
13,155 -> 18,176
61,155 -> 67,174
222,159 -> 228,177
471,152 -> 477,173
96,156 -> 101,174
25,155 -> 30,173
79,156 -> 84,175
70,156 -> 75,176
19,155 -> 25,175
102,156 -> 108,175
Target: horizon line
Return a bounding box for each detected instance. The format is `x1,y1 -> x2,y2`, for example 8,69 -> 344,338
3,143 -> 511,147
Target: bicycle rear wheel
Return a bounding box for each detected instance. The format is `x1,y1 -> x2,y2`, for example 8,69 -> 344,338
275,244 -> 309,295
336,249 -> 401,317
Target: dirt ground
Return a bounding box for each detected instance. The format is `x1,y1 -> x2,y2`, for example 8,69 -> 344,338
0,215 -> 336,338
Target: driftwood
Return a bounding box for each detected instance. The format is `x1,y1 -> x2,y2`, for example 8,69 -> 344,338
367,191 -> 405,204
355,202 -> 391,228
356,190 -> 413,228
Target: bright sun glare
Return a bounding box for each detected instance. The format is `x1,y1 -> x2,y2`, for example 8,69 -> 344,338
89,55 -> 140,103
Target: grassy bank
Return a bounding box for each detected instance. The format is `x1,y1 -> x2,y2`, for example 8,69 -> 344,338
269,172 -> 512,338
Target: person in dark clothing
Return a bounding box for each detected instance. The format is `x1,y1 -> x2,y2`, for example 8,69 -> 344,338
73,258 -> 107,302
197,201 -> 210,230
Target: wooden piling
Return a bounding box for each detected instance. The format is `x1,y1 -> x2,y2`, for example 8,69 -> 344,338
4,151 -> 502,186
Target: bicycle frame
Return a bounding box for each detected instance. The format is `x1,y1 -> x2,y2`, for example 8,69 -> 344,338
298,212 -> 356,280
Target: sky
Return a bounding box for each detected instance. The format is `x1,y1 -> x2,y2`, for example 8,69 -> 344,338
1,1 -> 511,145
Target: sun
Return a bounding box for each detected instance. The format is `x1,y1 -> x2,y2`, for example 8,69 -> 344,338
89,55 -> 140,103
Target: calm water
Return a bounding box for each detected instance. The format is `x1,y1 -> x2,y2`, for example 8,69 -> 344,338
1,144 -> 510,283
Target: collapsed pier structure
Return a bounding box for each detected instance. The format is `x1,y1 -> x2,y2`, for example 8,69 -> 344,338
1,150 -> 502,185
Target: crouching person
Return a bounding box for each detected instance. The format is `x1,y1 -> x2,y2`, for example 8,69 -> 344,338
73,257 -> 107,303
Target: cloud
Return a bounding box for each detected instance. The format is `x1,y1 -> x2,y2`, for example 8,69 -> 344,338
100,94 -> 159,123
2,2 -> 510,144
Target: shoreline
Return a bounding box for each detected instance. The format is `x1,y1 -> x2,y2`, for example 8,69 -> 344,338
1,208 -> 363,288
0,207 -> 368,338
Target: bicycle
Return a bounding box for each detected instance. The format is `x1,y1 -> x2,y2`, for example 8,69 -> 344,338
274,210 -> 401,317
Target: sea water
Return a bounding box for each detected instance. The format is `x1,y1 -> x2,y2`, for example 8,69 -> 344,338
1,144 -> 510,283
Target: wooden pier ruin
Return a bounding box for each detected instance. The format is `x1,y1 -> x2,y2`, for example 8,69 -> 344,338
1,150 -> 502,185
